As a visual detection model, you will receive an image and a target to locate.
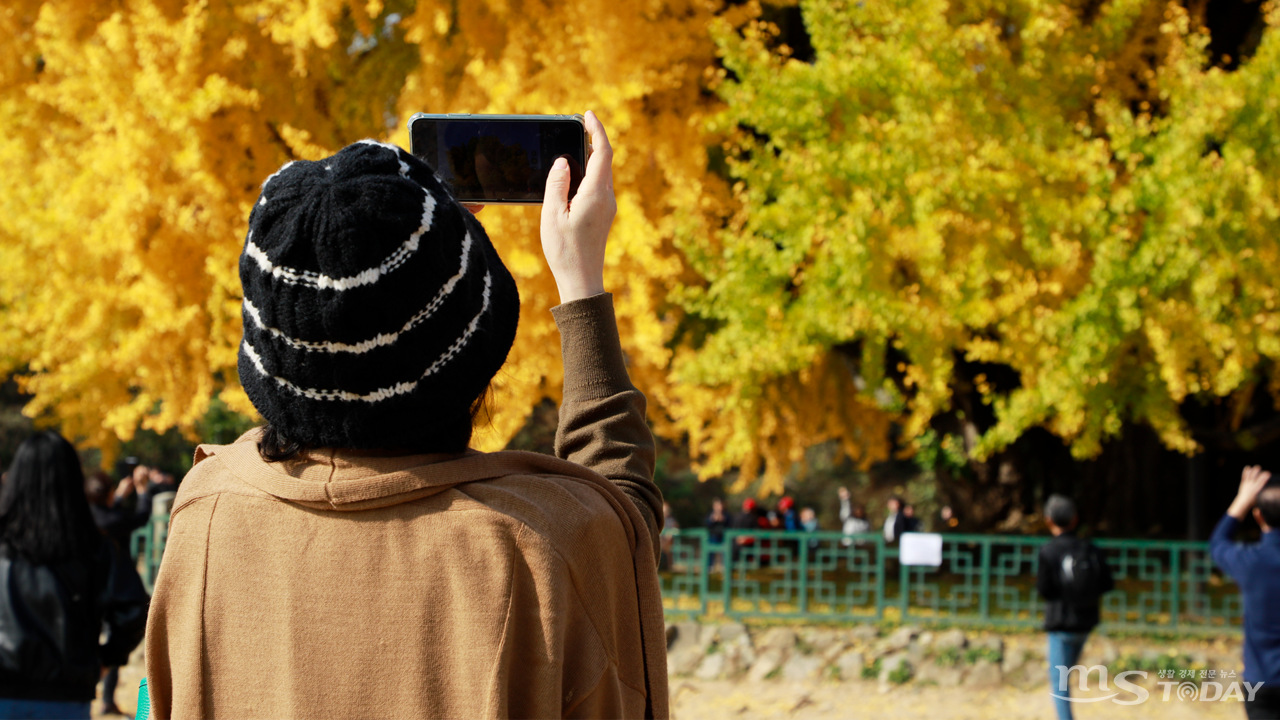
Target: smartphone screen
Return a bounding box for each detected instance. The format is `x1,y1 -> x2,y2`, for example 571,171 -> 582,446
409,115 -> 586,203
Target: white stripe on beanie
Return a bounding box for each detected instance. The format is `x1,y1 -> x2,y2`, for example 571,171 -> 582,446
258,161 -> 296,206
242,271 -> 494,403
243,190 -> 438,291
243,231 -> 476,355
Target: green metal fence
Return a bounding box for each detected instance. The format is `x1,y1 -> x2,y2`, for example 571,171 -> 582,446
660,529 -> 1241,633
130,516 -> 169,593
125,516 -> 1241,632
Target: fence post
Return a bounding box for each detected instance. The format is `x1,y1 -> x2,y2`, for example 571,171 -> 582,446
722,531 -> 734,617
875,536 -> 886,620
899,548 -> 909,621
1170,546 -> 1181,629
979,540 -> 992,623
798,537 -> 810,615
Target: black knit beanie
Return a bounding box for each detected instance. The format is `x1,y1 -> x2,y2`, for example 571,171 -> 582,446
237,140 -> 520,450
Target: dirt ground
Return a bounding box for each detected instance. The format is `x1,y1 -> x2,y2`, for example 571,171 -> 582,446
94,643 -> 1248,720
669,678 -> 1245,720
99,670 -> 1248,720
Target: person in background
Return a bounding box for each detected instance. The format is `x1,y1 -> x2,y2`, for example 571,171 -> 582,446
799,506 -> 820,559
704,498 -> 728,572
883,495 -> 906,543
84,470 -> 153,716
1210,466 -> 1280,719
730,498 -> 761,562
146,468 -> 178,498
663,501 -> 679,531
661,501 -> 680,569
799,507 -> 819,533
838,487 -> 870,546
778,496 -> 800,531
0,431 -> 149,720
759,499 -> 784,566
108,464 -> 168,534
938,505 -> 960,532
903,504 -> 922,533
1037,494 -> 1114,720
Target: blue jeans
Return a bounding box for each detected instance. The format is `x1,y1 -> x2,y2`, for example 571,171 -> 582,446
1047,631 -> 1090,720
0,698 -> 91,719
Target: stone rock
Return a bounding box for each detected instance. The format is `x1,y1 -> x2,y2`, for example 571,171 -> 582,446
1008,662 -> 1043,689
782,653 -> 827,682
935,667 -> 964,687
874,626 -> 921,656
886,626 -> 921,649
666,622 -> 710,676
964,659 -> 1002,688
918,631 -> 935,649
720,634 -> 757,679
906,640 -> 927,667
1002,646 -> 1028,675
747,649 -> 785,683
821,639 -> 852,664
694,651 -> 726,680
932,628 -> 968,651
803,628 -> 845,657
916,660 -> 961,688
877,652 -> 913,690
717,622 -> 749,644
756,627 -> 798,653
881,652 -> 911,674
667,622 -> 699,652
834,650 -> 866,681
975,635 -> 1004,659
850,625 -> 879,644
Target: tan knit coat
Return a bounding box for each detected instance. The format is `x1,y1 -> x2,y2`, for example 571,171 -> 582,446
144,294 -> 669,719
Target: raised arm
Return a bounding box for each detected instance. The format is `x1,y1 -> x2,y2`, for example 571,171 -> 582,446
542,112 -> 663,561
1212,465 -> 1271,578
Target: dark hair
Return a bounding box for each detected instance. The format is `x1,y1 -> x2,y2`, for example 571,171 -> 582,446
258,385 -> 492,463
1045,494 -> 1078,528
1258,486 -> 1280,528
0,431 -> 101,564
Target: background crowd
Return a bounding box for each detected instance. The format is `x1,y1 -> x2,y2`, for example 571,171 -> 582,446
0,430 -> 182,718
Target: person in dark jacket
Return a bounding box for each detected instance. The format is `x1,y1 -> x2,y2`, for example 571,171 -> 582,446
730,498 -> 761,563
1210,465 -> 1280,720
1036,494 -> 1114,720
85,471 -> 145,553
0,431 -> 150,720
86,468 -> 162,716
704,498 -> 728,572
882,495 -> 907,543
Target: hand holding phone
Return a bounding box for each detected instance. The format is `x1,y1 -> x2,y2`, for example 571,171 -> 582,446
540,111 -> 615,304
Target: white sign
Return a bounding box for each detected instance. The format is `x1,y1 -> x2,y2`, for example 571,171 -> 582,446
899,532 -> 943,567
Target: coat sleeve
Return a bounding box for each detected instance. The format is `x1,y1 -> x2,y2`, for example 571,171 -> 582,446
551,293 -> 663,563
97,541 -> 150,667
1209,515 -> 1246,580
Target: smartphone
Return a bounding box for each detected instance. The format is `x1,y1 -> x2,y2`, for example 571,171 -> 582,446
408,113 -> 587,204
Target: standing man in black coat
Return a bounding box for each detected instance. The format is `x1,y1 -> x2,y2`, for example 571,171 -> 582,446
1037,495 -> 1114,720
